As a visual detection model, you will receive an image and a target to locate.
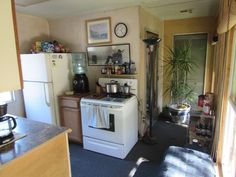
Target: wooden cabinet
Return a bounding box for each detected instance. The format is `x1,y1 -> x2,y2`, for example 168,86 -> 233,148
0,0 -> 22,92
59,94 -> 90,143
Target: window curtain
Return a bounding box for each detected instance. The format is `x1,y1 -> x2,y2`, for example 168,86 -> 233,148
217,0 -> 236,34
211,0 -> 236,163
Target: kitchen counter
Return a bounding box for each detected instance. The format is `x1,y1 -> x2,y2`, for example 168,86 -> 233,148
0,117 -> 72,177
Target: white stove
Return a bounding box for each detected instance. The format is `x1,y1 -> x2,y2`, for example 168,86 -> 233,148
80,78 -> 138,159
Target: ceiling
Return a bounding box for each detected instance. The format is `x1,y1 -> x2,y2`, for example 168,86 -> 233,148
15,0 -> 219,20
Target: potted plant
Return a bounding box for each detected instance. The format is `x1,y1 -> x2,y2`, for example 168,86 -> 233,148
164,43 -> 197,123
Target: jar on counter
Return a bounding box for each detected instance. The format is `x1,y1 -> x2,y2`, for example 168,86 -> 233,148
203,99 -> 210,115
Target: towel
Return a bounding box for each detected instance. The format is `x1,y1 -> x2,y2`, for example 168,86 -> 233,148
86,105 -> 110,129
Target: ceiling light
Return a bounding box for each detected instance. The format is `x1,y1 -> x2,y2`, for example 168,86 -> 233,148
16,0 -> 50,7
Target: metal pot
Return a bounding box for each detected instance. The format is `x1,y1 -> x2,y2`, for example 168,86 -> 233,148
105,80 -> 119,93
0,103 -> 7,117
121,83 -> 131,94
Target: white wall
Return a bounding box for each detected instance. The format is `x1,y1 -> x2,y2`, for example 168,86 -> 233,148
49,6 -> 140,92
7,13 -> 50,116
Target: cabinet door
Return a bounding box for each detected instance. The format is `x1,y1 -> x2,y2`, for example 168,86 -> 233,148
0,0 -> 22,92
61,107 -> 83,143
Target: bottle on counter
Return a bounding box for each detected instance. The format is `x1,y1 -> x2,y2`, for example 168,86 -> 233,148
203,98 -> 211,115
130,61 -> 136,74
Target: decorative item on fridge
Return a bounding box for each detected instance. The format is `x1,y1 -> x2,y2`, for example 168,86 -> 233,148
30,40 -> 70,54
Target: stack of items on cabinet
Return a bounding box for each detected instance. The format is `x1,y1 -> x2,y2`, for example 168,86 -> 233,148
189,93 -> 215,152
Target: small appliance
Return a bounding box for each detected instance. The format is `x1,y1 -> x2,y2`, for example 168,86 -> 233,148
72,53 -> 89,93
0,103 -> 17,145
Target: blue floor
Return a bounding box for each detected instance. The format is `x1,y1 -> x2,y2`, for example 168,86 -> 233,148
69,120 -> 188,177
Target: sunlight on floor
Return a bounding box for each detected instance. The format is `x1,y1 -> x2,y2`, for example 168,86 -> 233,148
128,157 -> 149,177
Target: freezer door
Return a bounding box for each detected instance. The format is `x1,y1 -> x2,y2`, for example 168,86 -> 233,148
21,54 -> 52,82
23,81 -> 56,124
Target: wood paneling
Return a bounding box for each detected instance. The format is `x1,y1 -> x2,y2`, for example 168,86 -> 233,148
0,133 -> 71,177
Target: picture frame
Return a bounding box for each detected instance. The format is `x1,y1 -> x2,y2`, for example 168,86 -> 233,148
86,17 -> 112,45
87,43 -> 131,66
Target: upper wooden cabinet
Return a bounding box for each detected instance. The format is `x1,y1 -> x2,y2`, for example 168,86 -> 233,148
0,0 -> 22,92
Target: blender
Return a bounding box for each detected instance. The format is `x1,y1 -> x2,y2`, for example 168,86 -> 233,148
72,53 -> 89,93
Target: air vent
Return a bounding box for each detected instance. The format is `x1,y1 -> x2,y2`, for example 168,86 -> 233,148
16,0 -> 50,7
180,9 -> 193,13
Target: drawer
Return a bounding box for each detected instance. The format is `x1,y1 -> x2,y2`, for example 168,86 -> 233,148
83,136 -> 125,159
60,99 -> 80,109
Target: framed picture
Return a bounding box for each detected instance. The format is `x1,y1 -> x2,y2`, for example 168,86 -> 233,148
86,17 -> 112,45
87,43 -> 131,66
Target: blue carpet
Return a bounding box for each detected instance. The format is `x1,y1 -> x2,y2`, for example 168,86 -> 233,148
69,120 -> 188,177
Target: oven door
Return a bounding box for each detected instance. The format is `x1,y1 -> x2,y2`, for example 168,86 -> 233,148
81,102 -> 124,144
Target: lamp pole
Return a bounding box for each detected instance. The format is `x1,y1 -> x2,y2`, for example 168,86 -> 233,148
143,37 -> 161,144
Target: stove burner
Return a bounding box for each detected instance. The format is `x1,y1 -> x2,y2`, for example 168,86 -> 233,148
106,92 -> 133,99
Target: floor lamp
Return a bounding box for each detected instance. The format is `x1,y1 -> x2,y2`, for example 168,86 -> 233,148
143,37 -> 161,144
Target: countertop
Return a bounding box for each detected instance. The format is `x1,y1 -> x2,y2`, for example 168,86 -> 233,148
0,117 -> 70,166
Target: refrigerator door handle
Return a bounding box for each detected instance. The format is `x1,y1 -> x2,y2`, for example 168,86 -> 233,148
43,83 -> 50,107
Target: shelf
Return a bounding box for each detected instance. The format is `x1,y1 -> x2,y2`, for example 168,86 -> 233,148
190,110 -> 215,119
189,131 -> 213,141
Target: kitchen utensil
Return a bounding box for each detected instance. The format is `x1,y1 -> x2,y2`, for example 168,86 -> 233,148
122,83 -> 131,94
0,116 -> 17,144
105,80 -> 119,93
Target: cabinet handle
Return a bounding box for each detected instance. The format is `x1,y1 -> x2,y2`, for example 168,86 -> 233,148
43,83 -> 50,107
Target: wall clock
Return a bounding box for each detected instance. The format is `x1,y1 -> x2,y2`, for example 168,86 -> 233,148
114,23 -> 128,38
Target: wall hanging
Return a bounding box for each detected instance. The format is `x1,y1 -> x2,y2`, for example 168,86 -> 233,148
87,43 -> 130,66
86,17 -> 112,45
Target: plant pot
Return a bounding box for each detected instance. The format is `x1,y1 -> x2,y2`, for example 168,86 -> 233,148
168,104 -> 191,124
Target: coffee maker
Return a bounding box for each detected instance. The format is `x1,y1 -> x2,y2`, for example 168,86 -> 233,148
0,103 -> 17,145
72,53 -> 89,93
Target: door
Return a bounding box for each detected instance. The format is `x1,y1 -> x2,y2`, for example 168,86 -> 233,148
21,54 -> 52,82
60,107 -> 82,143
23,81 -> 56,124
48,54 -> 72,125
80,103 -> 124,144
174,34 -> 208,105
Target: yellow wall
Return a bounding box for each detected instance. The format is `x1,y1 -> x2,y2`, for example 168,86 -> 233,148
7,13 -> 50,117
0,0 -> 21,92
163,16 -> 215,105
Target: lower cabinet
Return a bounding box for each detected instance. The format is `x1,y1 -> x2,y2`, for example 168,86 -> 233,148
59,95 -> 83,143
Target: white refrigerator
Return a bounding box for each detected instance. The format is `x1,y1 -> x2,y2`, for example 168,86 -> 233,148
21,53 -> 72,125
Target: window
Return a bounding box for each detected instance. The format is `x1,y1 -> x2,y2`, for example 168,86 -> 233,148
174,33 -> 208,105
0,91 -> 15,103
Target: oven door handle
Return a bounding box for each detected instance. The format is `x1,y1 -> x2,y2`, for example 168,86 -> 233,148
81,102 -> 122,109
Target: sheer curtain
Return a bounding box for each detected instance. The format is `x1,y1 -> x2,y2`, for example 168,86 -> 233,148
211,0 -> 236,164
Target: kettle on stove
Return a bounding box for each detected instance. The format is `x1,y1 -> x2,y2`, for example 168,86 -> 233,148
0,103 -> 17,145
